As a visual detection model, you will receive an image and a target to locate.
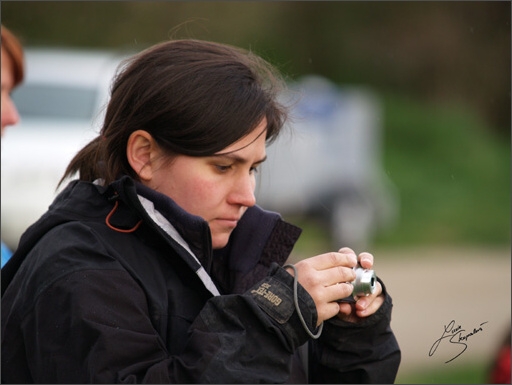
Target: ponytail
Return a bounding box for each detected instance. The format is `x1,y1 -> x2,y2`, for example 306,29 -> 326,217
58,136 -> 106,188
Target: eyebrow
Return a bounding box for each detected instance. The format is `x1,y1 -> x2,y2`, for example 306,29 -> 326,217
211,153 -> 267,165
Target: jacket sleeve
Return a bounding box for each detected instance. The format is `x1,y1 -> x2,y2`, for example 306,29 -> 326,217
17,261 -> 318,383
187,263 -> 319,383
308,278 -> 401,384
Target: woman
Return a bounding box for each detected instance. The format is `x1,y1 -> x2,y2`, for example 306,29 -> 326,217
1,24 -> 24,267
1,39 -> 400,383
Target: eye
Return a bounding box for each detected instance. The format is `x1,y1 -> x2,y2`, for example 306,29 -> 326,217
215,164 -> 232,173
250,165 -> 260,174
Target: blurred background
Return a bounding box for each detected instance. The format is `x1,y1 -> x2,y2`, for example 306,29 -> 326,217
1,2 -> 510,383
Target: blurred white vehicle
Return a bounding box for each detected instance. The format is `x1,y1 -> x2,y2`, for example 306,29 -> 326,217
1,48 -> 129,250
256,75 -> 399,249
1,48 -> 398,251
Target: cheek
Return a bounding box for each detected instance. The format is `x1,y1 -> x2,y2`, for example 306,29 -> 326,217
169,177 -> 220,216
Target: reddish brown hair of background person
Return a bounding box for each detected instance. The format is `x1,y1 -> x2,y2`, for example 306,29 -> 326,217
1,25 -> 24,87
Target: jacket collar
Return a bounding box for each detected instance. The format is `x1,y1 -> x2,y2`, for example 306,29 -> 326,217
111,175 -> 303,294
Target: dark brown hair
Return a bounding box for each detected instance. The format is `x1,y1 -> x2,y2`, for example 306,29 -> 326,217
61,39 -> 288,186
1,25 -> 25,86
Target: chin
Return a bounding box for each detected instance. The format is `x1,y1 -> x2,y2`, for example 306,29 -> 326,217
211,234 -> 231,250
212,241 -> 229,250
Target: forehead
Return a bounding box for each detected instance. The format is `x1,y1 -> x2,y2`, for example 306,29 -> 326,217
215,119 -> 268,157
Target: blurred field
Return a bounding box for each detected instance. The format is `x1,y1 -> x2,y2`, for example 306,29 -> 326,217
288,246 -> 511,383
375,246 -> 510,383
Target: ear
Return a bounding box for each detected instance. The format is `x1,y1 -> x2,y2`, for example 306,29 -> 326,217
126,130 -> 159,181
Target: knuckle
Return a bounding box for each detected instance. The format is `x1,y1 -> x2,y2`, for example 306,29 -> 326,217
337,265 -> 354,283
341,282 -> 353,296
329,251 -> 340,265
336,265 -> 346,280
338,247 -> 355,254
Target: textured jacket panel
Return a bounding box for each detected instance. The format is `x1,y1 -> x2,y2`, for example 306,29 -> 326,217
1,177 -> 317,383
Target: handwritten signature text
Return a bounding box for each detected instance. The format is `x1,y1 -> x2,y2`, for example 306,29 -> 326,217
429,320 -> 489,363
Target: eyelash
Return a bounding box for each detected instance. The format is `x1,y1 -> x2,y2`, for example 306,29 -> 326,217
215,165 -> 231,173
215,164 -> 259,174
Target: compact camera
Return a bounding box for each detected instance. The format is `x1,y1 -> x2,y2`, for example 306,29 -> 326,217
338,264 -> 377,302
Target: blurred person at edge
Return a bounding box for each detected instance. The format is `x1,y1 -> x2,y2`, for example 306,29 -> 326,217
1,39 -> 400,384
488,327 -> 511,384
1,25 -> 24,268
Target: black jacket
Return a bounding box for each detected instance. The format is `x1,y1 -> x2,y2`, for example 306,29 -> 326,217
2,176 -> 400,383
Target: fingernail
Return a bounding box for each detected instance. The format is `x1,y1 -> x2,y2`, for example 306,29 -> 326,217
360,253 -> 372,265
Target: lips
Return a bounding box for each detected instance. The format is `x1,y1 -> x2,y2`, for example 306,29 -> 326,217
215,217 -> 240,228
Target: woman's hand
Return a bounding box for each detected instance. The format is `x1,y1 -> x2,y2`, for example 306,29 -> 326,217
285,249 -> 358,326
337,248 -> 385,323
285,247 -> 385,326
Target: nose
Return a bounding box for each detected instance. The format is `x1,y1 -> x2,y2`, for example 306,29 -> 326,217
229,174 -> 257,208
1,97 -> 20,132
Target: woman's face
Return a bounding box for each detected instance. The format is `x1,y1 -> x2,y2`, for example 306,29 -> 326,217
1,48 -> 20,136
148,119 -> 268,249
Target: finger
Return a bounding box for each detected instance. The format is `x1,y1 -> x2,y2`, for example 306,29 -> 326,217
354,282 -> 383,314
338,302 -> 355,316
309,251 -> 357,271
338,283 -> 384,321
315,281 -> 355,324
338,247 -> 357,259
322,264 -> 358,287
355,294 -> 385,318
338,246 -> 355,253
325,282 -> 354,303
358,252 -> 374,269
318,301 -> 348,325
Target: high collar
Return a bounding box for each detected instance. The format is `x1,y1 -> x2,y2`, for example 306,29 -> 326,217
110,176 -> 303,293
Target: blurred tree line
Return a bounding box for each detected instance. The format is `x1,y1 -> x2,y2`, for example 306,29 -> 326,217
2,1 -> 510,137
